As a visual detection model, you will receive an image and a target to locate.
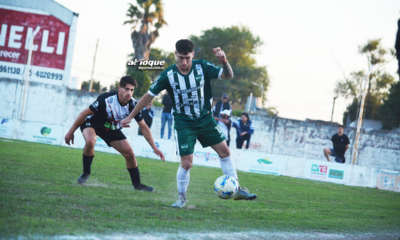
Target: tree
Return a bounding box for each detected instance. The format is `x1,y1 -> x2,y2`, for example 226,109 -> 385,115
335,39 -> 395,124
81,80 -> 107,93
377,80 -> 400,129
123,0 -> 167,60
190,26 -> 269,105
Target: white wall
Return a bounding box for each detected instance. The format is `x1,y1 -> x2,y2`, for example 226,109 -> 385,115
1,79 -> 400,192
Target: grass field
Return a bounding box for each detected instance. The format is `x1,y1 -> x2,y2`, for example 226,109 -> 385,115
1,138 -> 400,239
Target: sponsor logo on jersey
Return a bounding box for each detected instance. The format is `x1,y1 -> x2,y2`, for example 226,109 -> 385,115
104,122 -> 111,128
92,101 -> 99,109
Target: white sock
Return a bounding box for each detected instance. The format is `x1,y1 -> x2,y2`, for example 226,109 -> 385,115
219,156 -> 239,186
177,165 -> 190,198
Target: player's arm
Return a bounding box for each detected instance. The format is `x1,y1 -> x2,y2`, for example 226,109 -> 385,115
213,47 -> 233,79
65,107 -> 94,145
137,120 -> 165,161
121,93 -> 154,128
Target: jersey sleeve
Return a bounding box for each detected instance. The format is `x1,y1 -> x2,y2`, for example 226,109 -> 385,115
202,60 -> 223,80
89,94 -> 106,114
148,73 -> 168,96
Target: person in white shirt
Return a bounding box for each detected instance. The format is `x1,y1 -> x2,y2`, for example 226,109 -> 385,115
214,109 -> 232,147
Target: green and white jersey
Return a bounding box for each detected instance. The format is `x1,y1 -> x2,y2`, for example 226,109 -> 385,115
148,59 -> 223,120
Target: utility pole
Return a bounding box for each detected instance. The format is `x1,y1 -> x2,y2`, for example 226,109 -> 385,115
330,96 -> 337,123
89,39 -> 99,92
352,65 -> 374,165
20,26 -> 40,120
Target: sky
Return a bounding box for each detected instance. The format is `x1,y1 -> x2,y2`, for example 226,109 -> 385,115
57,0 -> 400,123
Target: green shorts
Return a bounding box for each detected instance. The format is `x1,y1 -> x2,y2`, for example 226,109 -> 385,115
174,114 -> 226,156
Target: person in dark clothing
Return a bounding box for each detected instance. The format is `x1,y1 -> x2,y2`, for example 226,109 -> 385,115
64,76 -> 164,191
161,94 -> 173,139
232,112 -> 254,149
395,19 -> 400,77
213,93 -> 231,118
323,125 -> 350,163
138,102 -> 155,136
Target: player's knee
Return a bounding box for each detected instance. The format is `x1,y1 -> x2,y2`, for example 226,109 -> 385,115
218,147 -> 230,159
85,138 -> 96,149
124,149 -> 135,160
181,162 -> 192,170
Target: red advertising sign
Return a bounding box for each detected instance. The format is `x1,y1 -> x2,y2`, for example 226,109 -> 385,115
0,8 -> 70,70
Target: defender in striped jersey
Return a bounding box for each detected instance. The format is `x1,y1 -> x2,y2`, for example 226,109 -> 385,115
65,76 -> 165,192
122,39 -> 257,207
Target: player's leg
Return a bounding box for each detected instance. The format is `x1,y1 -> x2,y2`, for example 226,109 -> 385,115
172,128 -> 196,208
172,153 -> 193,208
77,126 -> 97,183
210,141 -> 238,184
110,139 -> 153,192
323,148 -> 332,161
200,117 -> 256,201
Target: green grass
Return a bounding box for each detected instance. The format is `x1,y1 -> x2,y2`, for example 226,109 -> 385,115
1,138 -> 400,238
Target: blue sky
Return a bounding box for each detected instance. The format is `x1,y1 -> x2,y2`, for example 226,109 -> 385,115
57,0 -> 400,123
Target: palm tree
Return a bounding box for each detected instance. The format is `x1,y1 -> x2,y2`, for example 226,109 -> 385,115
123,0 -> 167,60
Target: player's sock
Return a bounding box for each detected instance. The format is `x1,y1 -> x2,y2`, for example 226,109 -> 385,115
177,165 -> 190,198
127,167 -> 141,187
219,156 -> 239,185
82,154 -> 94,174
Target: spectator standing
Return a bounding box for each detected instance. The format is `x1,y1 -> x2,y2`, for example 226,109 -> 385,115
232,112 -> 254,149
138,102 -> 155,136
214,109 -> 232,147
213,93 -> 231,118
323,125 -> 350,163
161,94 -> 173,139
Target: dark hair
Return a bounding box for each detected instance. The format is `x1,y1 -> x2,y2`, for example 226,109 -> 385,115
338,125 -> 345,129
176,39 -> 194,55
241,112 -> 250,121
120,76 -> 137,88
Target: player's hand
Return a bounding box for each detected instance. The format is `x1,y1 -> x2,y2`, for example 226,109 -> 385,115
213,47 -> 227,63
65,132 -> 74,145
240,132 -> 247,136
153,148 -> 165,162
121,117 -> 132,128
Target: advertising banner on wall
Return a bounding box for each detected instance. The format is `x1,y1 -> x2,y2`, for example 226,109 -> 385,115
193,144 -> 221,168
376,170 -> 400,192
240,152 -> 286,175
24,122 -> 63,145
304,160 -> 349,184
0,6 -> 74,85
0,118 -> 14,138
132,136 -> 176,162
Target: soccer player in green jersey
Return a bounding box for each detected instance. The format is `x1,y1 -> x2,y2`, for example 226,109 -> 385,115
121,39 -> 257,208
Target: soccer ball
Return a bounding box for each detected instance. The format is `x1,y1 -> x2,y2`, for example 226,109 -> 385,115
214,175 -> 238,199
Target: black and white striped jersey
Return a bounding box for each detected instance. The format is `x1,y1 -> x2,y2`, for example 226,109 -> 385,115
87,92 -> 142,130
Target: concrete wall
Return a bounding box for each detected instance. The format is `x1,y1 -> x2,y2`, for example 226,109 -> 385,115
1,78 -> 399,172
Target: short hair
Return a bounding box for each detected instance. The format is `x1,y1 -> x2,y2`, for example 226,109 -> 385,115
176,39 -> 194,55
241,112 -> 250,121
120,76 -> 137,88
338,125 -> 345,129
